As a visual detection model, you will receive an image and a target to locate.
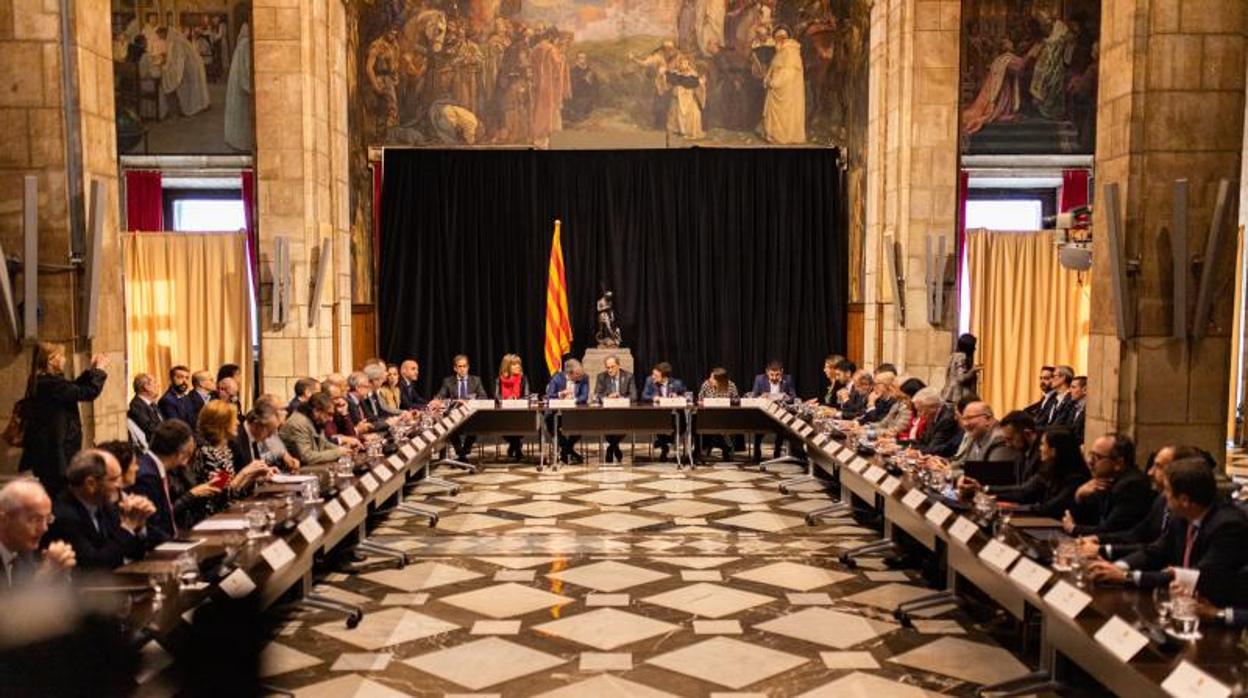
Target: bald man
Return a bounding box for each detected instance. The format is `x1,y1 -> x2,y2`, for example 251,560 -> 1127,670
47,449 -> 155,570
0,479 -> 75,589
216,376 -> 242,417
188,370 -> 217,426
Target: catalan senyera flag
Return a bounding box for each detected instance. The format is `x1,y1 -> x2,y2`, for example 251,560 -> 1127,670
544,219 -> 572,375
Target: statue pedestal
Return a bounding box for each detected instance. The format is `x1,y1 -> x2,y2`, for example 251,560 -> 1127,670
582,347 -> 634,396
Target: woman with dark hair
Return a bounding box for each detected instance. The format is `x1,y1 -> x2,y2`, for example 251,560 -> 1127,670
697,368 -> 740,461
940,332 -> 980,404
18,342 -> 109,496
960,427 -> 1088,518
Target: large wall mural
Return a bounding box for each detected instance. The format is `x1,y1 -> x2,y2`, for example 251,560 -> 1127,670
346,0 -> 870,302
958,0 -> 1099,155
112,0 -> 254,154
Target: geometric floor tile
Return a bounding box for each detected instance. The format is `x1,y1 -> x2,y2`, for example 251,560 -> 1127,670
259,642 -> 323,677
888,637 -> 1030,685
497,501 -> 590,518
638,479 -> 718,494
819,651 -> 881,670
694,469 -> 768,484
458,472 -> 529,485
436,490 -> 523,507
638,499 -> 730,518
510,480 -> 592,495
292,674 -> 415,697
312,608 -> 458,650
649,556 -> 740,569
567,512 -> 664,533
705,488 -> 786,504
716,511 -> 806,533
475,557 -> 561,569
642,582 -> 775,618
360,561 -> 484,592
842,583 -> 954,618
730,561 -> 854,592
533,608 -> 680,650
571,489 -> 660,506
795,671 -> 946,698
754,608 -> 899,648
576,471 -> 650,483
438,582 -> 576,618
578,652 -> 633,671
435,513 -> 515,533
532,674 -> 678,698
546,560 -> 670,592
329,653 -> 393,671
403,637 -> 568,690
645,637 -> 807,689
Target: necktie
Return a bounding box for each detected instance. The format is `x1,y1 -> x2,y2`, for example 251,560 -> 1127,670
459,378 -> 467,399
370,394 -> 380,414
1182,522 -> 1198,567
93,509 -> 105,534
252,440 -> 262,460
612,377 -> 618,395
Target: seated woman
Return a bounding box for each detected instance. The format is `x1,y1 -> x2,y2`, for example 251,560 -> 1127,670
378,364 -> 402,411
495,353 -> 531,461
958,427 -> 1088,519
863,373 -> 915,435
697,367 -> 740,462
194,399 -> 275,517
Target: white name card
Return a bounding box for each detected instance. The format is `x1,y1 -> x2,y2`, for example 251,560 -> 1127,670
219,568 -> 256,599
340,487 -> 364,508
1093,615 -> 1150,663
950,516 -> 979,543
388,454 -> 406,469
261,539 -> 296,571
372,464 -> 393,481
297,516 -> 324,544
739,397 -> 768,408
879,476 -> 902,496
656,396 -> 686,408
798,424 -> 815,438
1008,555 -> 1053,593
602,397 -> 630,408
433,423 -> 448,436
702,397 -> 731,408
862,465 -> 887,483
781,413 -> 797,425
360,473 -> 380,492
399,444 -> 416,459
500,399 -> 529,409
902,489 -> 928,509
925,501 -> 954,527
324,499 -> 346,523
978,539 -> 1021,570
549,398 -> 578,409
846,457 -> 869,474
1043,580 -> 1092,619
414,435 -> 431,450
467,399 -> 495,410
1161,660 -> 1232,698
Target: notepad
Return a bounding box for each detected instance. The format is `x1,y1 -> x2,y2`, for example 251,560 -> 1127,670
192,518 -> 249,532
270,473 -> 316,484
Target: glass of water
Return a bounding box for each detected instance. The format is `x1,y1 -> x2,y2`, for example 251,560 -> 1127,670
1172,594 -> 1201,640
245,503 -> 270,541
1053,539 -> 1076,572
303,477 -> 322,504
1153,585 -> 1172,625
174,552 -> 199,589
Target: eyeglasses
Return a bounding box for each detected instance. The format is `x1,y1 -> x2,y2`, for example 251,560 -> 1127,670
23,513 -> 54,526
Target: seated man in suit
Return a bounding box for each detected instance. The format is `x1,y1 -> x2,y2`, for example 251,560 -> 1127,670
128,372 -> 163,442
363,361 -> 405,417
231,402 -> 298,472
132,420 -> 219,546
398,359 -> 427,410
1068,376 -> 1087,443
0,479 -> 75,589
837,370 -> 874,419
187,370 -> 217,428
750,360 -> 797,462
1062,433 -> 1154,537
932,401 -> 1018,472
907,387 -> 962,458
642,362 -> 686,461
158,364 -> 193,422
594,355 -> 637,463
1039,365 -> 1075,428
288,376 -> 319,417
216,376 -> 243,418
1023,365 -> 1055,420
345,371 -> 394,434
546,359 -> 591,463
46,449 -> 155,570
1089,457 -> 1248,606
1082,445 -> 1202,560
436,355 -> 489,459
279,392 -> 351,471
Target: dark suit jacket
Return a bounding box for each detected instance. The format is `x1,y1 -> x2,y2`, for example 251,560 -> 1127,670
838,389 -> 870,419
158,387 -> 192,423
1122,501 -> 1248,606
1025,391 -> 1056,421
1041,392 -> 1075,428
1070,466 -> 1155,537
128,396 -> 163,440
398,378 -> 427,409
131,452 -> 178,547
993,470 -> 1088,519
642,376 -> 687,400
2,549 -> 40,590
186,390 -> 210,428
593,371 -> 637,401
913,405 -> 962,458
45,490 -> 146,570
750,374 -> 796,401
1070,401 -> 1086,443
435,374 -> 489,400
347,393 -> 387,429
18,369 -> 109,494
1098,493 -> 1166,558
546,373 -> 589,404
858,396 -> 896,424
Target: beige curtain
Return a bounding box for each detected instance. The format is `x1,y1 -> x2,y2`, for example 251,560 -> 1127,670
124,232 -> 253,407
967,228 -> 1089,414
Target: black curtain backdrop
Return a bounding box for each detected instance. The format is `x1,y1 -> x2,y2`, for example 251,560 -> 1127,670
378,148 -> 847,399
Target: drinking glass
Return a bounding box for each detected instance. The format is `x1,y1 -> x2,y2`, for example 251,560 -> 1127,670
995,510 -> 1013,541
174,552 -> 199,589
1153,585 -> 1172,626
1053,540 -> 1076,572
973,491 -> 996,523
245,503 -> 270,541
1072,551 -> 1089,588
303,477 -> 322,504
1172,594 -> 1201,640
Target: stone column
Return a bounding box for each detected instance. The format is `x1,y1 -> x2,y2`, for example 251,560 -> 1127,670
863,0 -> 959,385
0,0 -> 127,466
253,0 -> 353,398
1085,0 -> 1246,462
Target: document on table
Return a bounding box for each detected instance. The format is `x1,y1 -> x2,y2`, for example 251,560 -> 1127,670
193,518 -> 249,532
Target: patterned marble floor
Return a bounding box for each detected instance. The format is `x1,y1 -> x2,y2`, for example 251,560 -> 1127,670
148,456 -> 1040,696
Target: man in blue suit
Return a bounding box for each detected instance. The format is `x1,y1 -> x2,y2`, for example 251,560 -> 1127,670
546,359 -> 590,463
750,360 -> 802,462
642,362 -> 686,461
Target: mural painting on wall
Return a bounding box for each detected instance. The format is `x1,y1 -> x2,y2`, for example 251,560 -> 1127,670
345,0 -> 871,302
112,1 -> 255,154
958,0 -> 1099,155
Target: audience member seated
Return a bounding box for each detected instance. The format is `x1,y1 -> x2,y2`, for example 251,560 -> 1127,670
942,401 -> 1018,470
546,359 -> 590,463
809,355 -> 848,408
1068,375 -> 1087,443
127,373 -> 163,443
195,400 -> 274,516
362,361 -> 403,417
346,371 -> 391,434
698,367 -> 741,462
287,376 -> 319,417
907,387 -> 962,458
1082,445 -> 1204,560
46,449 -> 154,570
837,370 -> 873,419
97,440 -> 140,488
252,395 -> 302,471
279,393 -> 349,471
857,371 -> 899,425
642,362 -> 686,461
187,371 -> 216,427
495,353 -> 531,461
0,479 -> 75,589
320,383 -> 360,445
216,377 -> 242,418
159,365 -> 193,423
1024,365 -> 1056,419
1088,457 -> 1248,606
960,427 -> 1087,519
378,364 -> 402,411
594,355 -> 636,463
1062,433 -> 1153,537
131,420 -> 218,545
231,402 -> 298,472
216,363 -> 242,387
869,377 -> 921,436
751,361 -> 796,461
435,355 -> 489,459
1039,365 -> 1075,428
18,343 -> 110,498
397,360 -> 426,410
997,410 -> 1041,483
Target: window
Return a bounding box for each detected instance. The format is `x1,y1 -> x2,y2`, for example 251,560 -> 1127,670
965,199 -> 1043,231
162,188 -> 245,232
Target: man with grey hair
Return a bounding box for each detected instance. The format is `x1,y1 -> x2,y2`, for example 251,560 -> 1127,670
47,449 -> 155,570
547,359 -> 590,463
363,362 -> 404,417
127,373 -> 162,442
908,386 -> 962,458
838,370 -> 874,420
0,479 -> 75,588
216,376 -> 242,417
594,355 -> 636,462
233,402 -> 300,472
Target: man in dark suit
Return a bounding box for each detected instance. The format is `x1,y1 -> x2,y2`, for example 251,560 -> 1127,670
1090,457 -> 1248,606
1085,445 -> 1204,560
1039,365 -> 1075,428
837,371 -> 874,420
910,387 -> 962,458
128,373 -> 163,442
435,355 -> 489,459
1063,433 -> 1154,537
398,359 -> 427,410
231,402 -> 287,471
1068,376 -> 1087,443
750,360 -> 798,462
131,420 -> 204,547
0,479 -> 76,589
547,359 -> 591,463
1024,366 -> 1055,420
158,365 -> 193,423
288,376 -> 320,417
186,371 -> 217,428
45,449 -> 154,570
642,362 -> 686,461
593,355 -> 636,462
346,371 -> 389,434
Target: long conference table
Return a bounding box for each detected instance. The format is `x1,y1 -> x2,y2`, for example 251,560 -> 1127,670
102,399 -> 1244,697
